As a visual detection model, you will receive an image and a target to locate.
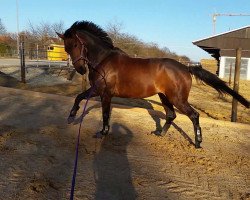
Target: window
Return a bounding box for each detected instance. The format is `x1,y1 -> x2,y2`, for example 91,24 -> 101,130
48,46 -> 54,50
224,57 -> 248,79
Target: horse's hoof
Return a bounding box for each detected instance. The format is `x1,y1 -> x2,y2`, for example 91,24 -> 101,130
101,130 -> 109,136
151,130 -> 165,136
93,132 -> 104,139
67,116 -> 75,124
195,141 -> 202,149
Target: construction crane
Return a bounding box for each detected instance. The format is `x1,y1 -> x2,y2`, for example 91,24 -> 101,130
212,13 -> 250,35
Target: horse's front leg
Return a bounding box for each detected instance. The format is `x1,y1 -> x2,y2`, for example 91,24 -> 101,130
68,87 -> 96,124
96,94 -> 112,137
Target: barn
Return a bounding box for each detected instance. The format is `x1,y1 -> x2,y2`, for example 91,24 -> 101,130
193,26 -> 250,80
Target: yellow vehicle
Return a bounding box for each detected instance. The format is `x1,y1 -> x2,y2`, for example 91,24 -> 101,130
47,44 -> 68,61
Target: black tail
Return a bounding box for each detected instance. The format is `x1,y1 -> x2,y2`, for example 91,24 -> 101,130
188,65 -> 250,108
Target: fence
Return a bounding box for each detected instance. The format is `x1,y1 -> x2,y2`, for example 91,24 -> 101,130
0,40 -> 77,85
0,49 -> 18,58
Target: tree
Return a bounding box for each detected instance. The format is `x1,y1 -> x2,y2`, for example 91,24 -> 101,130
27,20 -> 64,43
0,18 -> 7,35
106,20 -> 124,42
105,21 -> 190,60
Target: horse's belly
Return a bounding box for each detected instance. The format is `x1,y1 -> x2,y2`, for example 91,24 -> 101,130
115,82 -> 157,98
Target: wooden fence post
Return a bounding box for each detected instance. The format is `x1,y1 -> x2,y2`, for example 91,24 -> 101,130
231,48 -> 242,122
20,41 -> 26,83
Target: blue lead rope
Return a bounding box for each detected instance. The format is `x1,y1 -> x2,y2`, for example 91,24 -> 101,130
70,88 -> 94,200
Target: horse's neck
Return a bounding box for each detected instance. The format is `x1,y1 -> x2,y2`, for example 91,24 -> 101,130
88,44 -> 112,66
113,47 -> 129,57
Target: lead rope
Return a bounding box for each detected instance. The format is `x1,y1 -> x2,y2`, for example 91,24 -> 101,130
69,86 -> 95,200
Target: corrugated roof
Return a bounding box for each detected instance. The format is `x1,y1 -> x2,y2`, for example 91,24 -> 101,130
193,26 -> 250,58
193,25 -> 250,43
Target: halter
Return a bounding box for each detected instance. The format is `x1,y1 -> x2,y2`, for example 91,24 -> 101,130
72,34 -> 90,66
71,33 -> 111,85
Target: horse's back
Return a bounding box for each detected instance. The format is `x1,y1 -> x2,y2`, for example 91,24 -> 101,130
106,53 -> 192,101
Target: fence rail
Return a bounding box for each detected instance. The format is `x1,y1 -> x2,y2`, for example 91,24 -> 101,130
0,40 -> 76,84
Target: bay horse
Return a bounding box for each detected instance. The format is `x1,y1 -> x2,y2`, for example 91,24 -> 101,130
57,21 -> 250,148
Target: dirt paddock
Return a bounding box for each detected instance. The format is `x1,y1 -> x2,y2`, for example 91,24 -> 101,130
0,70 -> 250,199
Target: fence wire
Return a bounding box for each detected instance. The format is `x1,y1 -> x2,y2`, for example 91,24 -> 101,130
0,41 -> 77,85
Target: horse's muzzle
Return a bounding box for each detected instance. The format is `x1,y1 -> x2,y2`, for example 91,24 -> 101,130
75,66 -> 86,75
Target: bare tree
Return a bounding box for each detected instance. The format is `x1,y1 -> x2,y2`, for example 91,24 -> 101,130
52,21 -> 64,36
105,20 -> 190,60
106,20 -> 124,42
22,21 -> 65,59
0,18 -> 7,35
27,20 -> 64,41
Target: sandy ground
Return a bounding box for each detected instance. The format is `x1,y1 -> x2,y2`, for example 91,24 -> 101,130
0,85 -> 250,200
0,65 -> 250,199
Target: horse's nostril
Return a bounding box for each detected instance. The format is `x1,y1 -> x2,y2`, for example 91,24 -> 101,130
82,67 -> 86,74
76,66 -> 86,75
79,68 -> 84,75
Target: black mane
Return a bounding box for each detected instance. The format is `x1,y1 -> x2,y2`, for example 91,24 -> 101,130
64,21 -> 114,48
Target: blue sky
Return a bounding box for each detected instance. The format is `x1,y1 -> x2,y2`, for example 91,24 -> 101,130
0,0 -> 250,61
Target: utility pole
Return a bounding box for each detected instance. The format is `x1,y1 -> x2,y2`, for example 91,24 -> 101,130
16,0 -> 20,57
212,13 -> 250,35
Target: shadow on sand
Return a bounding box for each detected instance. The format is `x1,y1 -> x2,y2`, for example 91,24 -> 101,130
93,122 -> 137,199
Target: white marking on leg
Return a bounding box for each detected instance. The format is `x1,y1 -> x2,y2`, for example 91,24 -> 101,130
196,128 -> 202,142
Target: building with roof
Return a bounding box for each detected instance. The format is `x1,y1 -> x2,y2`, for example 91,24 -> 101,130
193,26 -> 250,80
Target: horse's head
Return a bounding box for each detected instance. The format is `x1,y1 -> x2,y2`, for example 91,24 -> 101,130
56,32 -> 87,75
57,21 -> 115,75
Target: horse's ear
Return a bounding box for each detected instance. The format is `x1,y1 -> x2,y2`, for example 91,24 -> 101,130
56,32 -> 64,40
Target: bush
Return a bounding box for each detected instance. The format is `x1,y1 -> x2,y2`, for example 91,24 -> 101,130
0,43 -> 12,56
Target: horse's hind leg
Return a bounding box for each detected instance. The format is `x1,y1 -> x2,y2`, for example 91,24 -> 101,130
156,93 -> 176,136
174,101 -> 202,148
